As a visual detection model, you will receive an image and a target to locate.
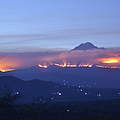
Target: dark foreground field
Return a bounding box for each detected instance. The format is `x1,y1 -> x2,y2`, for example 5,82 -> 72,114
0,99 -> 120,120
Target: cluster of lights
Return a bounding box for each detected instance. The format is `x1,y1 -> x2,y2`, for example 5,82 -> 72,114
77,86 -> 102,97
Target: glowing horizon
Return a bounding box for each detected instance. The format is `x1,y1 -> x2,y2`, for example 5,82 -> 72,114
99,57 -> 120,64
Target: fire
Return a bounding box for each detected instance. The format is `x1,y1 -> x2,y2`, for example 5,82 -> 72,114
0,64 -> 16,72
55,62 -> 93,68
78,64 -> 93,67
38,62 -> 93,68
54,62 -> 77,67
99,57 -> 120,64
0,68 -> 15,72
95,65 -> 118,69
0,57 -> 24,72
38,64 -> 48,68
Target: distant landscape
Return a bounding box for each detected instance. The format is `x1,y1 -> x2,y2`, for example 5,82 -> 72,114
0,43 -> 120,119
0,43 -> 120,103
0,0 -> 120,119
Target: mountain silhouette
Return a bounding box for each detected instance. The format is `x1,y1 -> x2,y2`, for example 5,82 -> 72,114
1,66 -> 120,89
72,42 -> 104,50
0,76 -> 120,103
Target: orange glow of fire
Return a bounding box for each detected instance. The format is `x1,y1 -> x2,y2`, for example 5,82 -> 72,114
95,65 -> 119,69
0,58 -> 23,72
0,68 -> 15,72
99,57 -> 120,64
38,64 -> 48,68
38,62 -> 93,68
78,64 -> 93,67
0,64 -> 16,72
54,62 -> 77,67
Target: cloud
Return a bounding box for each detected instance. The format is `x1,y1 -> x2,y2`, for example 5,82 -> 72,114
36,48 -> 120,66
0,28 -> 120,45
0,51 -> 64,69
0,47 -> 120,70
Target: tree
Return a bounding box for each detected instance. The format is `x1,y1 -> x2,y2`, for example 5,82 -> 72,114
0,88 -> 21,106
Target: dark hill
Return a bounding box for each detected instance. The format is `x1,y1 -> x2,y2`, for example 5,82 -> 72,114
72,42 -> 104,50
0,76 -> 120,103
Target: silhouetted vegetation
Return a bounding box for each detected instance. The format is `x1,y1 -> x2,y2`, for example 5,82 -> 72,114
0,76 -> 120,119
0,99 -> 120,120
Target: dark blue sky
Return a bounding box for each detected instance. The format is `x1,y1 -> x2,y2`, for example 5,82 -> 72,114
0,0 -> 120,52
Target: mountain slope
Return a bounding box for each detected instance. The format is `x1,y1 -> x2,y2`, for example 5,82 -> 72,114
1,66 -> 120,88
0,76 -> 120,103
72,42 -> 104,50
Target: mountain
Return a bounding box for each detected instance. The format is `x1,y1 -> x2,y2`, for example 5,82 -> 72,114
1,66 -> 120,89
72,42 -> 104,50
0,76 -> 120,103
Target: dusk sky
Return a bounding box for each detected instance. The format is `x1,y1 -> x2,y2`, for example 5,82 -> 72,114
0,0 -> 120,52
